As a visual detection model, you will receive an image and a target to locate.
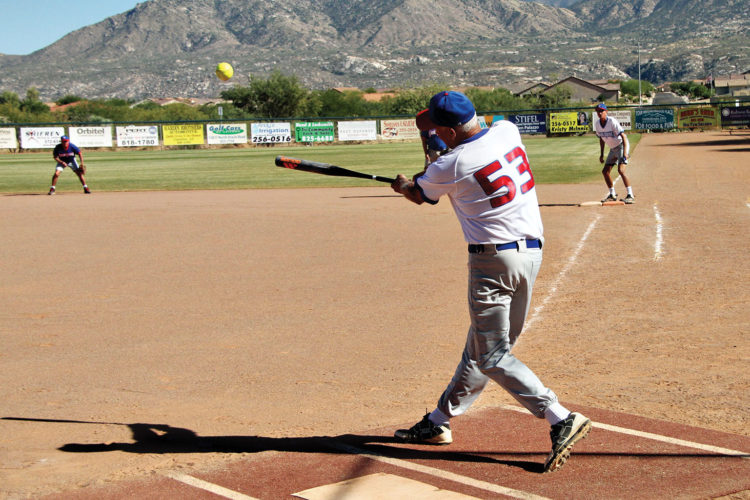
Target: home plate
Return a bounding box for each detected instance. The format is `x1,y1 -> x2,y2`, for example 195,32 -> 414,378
292,473 -> 478,500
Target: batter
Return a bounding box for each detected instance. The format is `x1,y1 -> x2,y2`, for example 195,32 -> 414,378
391,91 -> 591,473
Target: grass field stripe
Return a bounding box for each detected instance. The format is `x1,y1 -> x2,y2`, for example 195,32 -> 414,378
162,471 -> 258,500
653,201 -> 664,261
525,214 -> 602,330
325,441 -> 550,500
499,405 -> 749,457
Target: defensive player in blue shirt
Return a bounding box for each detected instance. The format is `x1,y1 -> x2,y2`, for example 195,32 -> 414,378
49,135 -> 90,194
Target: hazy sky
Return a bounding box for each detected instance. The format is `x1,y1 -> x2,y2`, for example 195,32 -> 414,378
0,0 -> 143,55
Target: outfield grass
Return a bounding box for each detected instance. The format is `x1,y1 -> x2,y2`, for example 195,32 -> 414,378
0,134 -> 640,193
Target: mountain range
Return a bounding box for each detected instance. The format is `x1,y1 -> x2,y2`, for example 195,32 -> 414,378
0,0 -> 747,101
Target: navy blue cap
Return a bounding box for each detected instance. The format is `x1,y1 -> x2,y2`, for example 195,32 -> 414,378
427,134 -> 447,152
429,91 -> 476,127
595,102 -> 607,110
61,135 -> 69,141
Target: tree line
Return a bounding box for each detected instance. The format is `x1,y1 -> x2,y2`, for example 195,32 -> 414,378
1,70 -> 710,125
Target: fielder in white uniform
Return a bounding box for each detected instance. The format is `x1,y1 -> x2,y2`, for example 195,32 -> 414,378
391,91 -> 591,473
593,102 -> 634,203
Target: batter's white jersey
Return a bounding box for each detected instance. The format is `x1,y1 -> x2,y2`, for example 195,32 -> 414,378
593,116 -> 625,149
416,121 -> 543,244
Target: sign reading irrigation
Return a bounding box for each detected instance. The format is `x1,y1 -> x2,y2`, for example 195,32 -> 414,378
251,122 -> 292,144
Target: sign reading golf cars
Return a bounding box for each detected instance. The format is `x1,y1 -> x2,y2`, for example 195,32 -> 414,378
250,122 -> 292,144
207,123 -> 248,144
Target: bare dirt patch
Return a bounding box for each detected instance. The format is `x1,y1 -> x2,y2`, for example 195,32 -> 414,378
1,131 -> 747,498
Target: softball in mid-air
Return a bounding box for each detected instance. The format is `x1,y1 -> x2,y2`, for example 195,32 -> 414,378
215,62 -> 234,81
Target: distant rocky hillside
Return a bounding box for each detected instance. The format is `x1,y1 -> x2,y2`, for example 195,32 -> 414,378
0,0 -> 747,100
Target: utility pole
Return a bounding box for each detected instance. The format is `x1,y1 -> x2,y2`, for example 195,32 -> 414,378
638,43 -> 642,106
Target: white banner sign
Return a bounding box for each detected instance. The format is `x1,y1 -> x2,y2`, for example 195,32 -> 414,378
207,123 -> 248,144
68,126 -> 113,147
380,119 -> 420,140
590,110 -> 632,130
116,125 -> 160,147
338,121 -> 377,141
20,127 -> 66,149
250,122 -> 291,144
0,128 -> 18,149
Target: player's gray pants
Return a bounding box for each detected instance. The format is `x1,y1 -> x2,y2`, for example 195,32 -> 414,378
437,244 -> 557,419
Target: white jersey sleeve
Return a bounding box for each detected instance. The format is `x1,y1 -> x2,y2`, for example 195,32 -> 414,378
416,121 -> 543,244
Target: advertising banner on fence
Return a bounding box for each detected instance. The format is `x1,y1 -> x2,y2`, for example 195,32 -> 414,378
380,119 -> 420,140
549,112 -> 589,133
206,123 -> 248,144
338,121 -> 377,141
720,106 -> 750,127
508,114 -> 547,134
294,122 -> 335,143
607,110 -> 632,130
677,106 -> 719,129
68,126 -> 113,147
635,109 -> 675,130
20,127 -> 65,148
163,124 -> 204,145
116,125 -> 160,147
0,128 -> 18,149
250,122 -> 292,144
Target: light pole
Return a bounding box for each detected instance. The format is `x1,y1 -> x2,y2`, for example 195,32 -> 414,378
638,43 -> 642,106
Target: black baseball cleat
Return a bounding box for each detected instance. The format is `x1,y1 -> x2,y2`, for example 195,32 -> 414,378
544,412 -> 591,472
84,187 -> 91,194
601,193 -> 617,203
623,194 -> 635,204
394,413 -> 452,444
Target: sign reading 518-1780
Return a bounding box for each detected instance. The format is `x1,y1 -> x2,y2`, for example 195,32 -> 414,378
250,122 -> 292,144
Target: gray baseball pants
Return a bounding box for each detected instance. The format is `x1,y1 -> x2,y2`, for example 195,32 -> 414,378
437,242 -> 557,419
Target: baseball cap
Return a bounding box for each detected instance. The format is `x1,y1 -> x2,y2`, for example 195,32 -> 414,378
61,135 -> 70,141
415,108 -> 432,131
595,102 -> 607,110
428,91 -> 476,128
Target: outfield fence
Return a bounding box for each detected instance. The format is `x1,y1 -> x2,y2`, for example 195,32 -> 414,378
1,102 -> 748,151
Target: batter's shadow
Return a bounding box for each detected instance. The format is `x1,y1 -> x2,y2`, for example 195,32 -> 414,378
3,417 -> 542,473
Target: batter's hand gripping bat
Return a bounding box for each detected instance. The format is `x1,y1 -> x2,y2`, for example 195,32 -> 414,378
275,156 -> 395,184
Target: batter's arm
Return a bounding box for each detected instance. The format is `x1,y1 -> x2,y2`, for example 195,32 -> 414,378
391,174 -> 425,205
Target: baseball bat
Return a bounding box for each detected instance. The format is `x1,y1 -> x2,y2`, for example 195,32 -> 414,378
275,156 -> 395,184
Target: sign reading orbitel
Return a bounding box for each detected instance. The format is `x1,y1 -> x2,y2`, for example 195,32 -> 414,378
206,123 -> 248,145
549,112 -> 589,134
635,109 -> 675,130
20,127 -> 66,148
294,122 -> 335,143
116,125 -> 160,147
677,106 -> 719,129
720,106 -> 750,127
338,121 -> 377,142
250,122 -> 292,144
0,128 -> 18,148
163,124 -> 204,146
68,126 -> 113,147
380,119 -> 420,140
508,114 -> 547,134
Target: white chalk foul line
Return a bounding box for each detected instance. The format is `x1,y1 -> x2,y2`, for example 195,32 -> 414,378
525,214 -> 602,330
323,441 -> 550,500
500,405 -> 749,458
653,201 -> 664,261
162,471 -> 259,500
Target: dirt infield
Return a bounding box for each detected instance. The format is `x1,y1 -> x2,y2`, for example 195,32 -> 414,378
1,131 -> 748,498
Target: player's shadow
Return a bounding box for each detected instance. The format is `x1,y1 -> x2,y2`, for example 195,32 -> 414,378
2,417 -> 543,473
